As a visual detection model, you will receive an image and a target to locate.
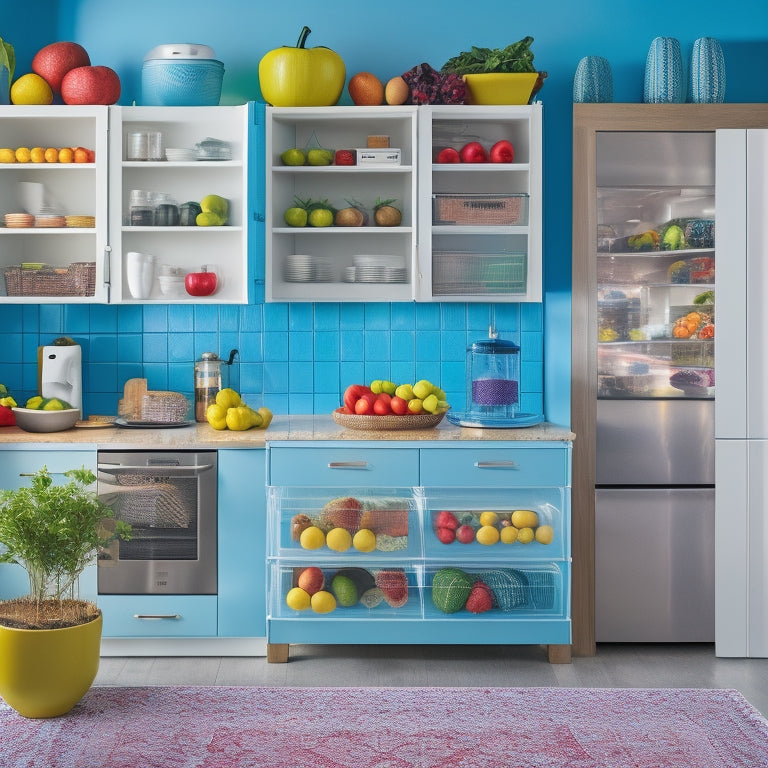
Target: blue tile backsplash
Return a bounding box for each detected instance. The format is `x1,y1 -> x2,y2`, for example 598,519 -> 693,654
0,301 -> 543,419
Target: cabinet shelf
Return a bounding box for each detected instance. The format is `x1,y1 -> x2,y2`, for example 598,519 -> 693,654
272,166 -> 413,174
272,226 -> 412,235
598,247 -> 714,259
432,163 -> 531,173
122,160 -> 242,169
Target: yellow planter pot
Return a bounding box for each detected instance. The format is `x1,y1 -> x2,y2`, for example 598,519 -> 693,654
0,612 -> 101,718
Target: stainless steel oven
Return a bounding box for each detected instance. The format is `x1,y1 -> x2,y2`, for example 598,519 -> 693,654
97,451 -> 217,595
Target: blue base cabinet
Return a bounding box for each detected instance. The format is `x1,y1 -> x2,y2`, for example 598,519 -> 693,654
266,440 -> 572,663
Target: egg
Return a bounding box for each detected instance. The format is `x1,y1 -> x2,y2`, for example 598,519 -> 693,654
385,76 -> 410,105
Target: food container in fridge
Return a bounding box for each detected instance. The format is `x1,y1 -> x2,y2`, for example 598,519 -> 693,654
433,193 -> 528,226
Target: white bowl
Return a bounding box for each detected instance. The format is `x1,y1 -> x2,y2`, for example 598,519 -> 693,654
157,275 -> 186,296
12,407 -> 80,433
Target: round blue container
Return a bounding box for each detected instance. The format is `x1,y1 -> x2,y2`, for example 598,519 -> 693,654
141,59 -> 224,106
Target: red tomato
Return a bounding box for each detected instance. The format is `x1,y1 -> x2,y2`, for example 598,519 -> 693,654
355,397 -> 372,415
373,398 -> 392,415
390,396 -> 408,415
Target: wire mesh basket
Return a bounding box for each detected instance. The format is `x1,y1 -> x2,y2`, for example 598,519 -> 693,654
141,391 -> 189,423
432,252 -> 527,296
4,262 -> 96,297
433,193 -> 528,226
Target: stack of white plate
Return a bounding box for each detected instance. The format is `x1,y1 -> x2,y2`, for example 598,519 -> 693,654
355,265 -> 387,282
352,255 -> 407,283
313,258 -> 334,282
343,265 -> 357,283
384,267 -> 407,283
165,148 -> 197,162
284,254 -> 314,282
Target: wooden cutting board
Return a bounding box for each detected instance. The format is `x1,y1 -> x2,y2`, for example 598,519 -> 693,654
117,378 -> 148,420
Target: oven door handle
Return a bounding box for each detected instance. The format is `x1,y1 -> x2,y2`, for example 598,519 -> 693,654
97,464 -> 214,477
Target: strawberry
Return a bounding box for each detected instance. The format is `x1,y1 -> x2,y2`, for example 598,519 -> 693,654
465,582 -> 493,614
334,149 -> 356,165
375,569 -> 409,607
435,510 -> 459,530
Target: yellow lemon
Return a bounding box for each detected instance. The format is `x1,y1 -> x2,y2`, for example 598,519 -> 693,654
500,526 -> 519,544
58,147 -> 74,163
310,590 -> 337,614
285,587 -> 311,610
352,528 -> 376,553
10,73 -> 54,105
325,527 -> 352,552
44,147 -> 59,163
15,147 -> 31,163
0,148 -> 16,163
535,525 -> 554,545
30,147 -> 45,163
299,525 -> 326,550
517,526 -> 535,544
479,511 -> 499,527
476,524 -> 500,546
511,509 -> 539,529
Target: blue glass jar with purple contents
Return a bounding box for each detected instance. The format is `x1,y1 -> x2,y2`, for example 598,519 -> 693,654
466,331 -> 520,421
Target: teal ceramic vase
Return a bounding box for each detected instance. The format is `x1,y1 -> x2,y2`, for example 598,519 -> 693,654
644,37 -> 685,103
573,56 -> 613,103
690,37 -> 726,103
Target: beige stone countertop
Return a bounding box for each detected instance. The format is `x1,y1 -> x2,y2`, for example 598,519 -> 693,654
0,414 -> 573,449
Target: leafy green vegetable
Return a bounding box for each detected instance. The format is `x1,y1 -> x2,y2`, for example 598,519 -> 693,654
442,36 -> 536,75
0,37 -> 15,93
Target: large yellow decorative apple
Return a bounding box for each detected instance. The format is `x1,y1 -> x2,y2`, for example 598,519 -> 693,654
258,26 -> 345,107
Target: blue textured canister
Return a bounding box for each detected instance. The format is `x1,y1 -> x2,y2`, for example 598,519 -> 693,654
690,37 -> 726,103
644,37 -> 685,103
573,56 -> 614,103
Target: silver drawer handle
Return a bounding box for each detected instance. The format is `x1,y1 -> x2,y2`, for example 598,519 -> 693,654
133,614 -> 181,620
327,461 -> 369,469
474,461 -> 518,469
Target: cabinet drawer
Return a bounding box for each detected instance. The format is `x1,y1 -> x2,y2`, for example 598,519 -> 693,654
425,562 -> 568,620
420,447 -> 569,488
269,447 -> 419,487
268,486 -> 420,559
269,563 -> 421,620
422,487 -> 567,561
99,595 -> 217,637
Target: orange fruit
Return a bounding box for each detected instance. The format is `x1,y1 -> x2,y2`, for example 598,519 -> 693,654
58,147 -> 74,163
44,147 -> 59,163
73,146 -> 90,163
15,147 -> 31,163
385,76 -> 410,105
30,147 -> 45,163
348,72 -> 384,106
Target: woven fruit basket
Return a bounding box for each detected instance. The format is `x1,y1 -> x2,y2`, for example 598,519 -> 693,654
332,408 -> 447,431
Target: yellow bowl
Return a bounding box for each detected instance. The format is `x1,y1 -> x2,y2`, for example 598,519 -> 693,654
462,72 -> 539,105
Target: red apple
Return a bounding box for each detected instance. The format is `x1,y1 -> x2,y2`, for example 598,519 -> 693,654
435,510 -> 460,531
456,524 -> 475,544
490,139 -> 514,163
437,147 -> 461,163
32,42 -> 90,93
390,396 -> 408,415
297,567 -> 324,595
185,269 -> 217,297
61,65 -> 121,105
459,141 -> 488,163
343,384 -> 373,413
436,527 -> 456,544
373,398 -> 392,415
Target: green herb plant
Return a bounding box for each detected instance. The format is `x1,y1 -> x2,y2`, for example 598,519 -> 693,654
0,466 -> 131,605
0,36 -> 15,93
442,36 -> 536,75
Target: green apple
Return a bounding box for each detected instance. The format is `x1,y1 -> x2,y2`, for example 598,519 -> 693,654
307,148 -> 333,166
422,394 -> 439,413
308,208 -> 334,227
381,380 -> 396,395
395,383 -> 414,401
284,207 -> 308,227
434,387 -> 447,401
281,148 -> 306,166
412,379 -> 434,400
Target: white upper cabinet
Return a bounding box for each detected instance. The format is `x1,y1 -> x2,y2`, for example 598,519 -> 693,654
265,104 -> 542,303
0,105 -> 109,303
109,106 -> 250,303
265,106 -> 418,302
418,105 -> 542,302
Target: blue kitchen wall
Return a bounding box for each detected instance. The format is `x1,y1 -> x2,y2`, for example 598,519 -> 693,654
2,0 -> 767,421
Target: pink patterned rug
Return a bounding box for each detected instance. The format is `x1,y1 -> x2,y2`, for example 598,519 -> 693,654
2,686 -> 768,768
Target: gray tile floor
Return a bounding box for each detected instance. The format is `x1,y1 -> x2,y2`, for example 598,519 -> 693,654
94,643 -> 768,718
